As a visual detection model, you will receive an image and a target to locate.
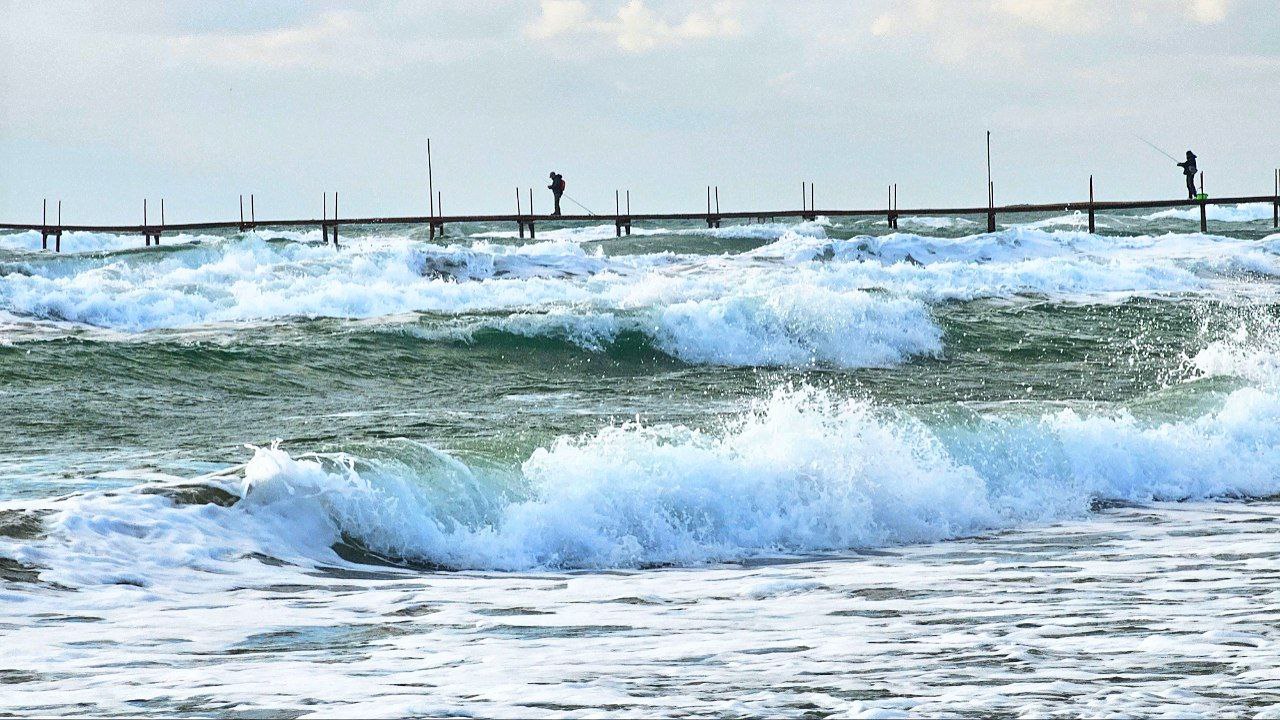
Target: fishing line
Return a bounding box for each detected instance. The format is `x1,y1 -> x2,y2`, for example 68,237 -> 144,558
562,194 -> 597,216
1134,134 -> 1179,162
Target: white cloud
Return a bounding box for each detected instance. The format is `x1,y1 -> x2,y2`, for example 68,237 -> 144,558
526,0 -> 741,53
1188,0 -> 1230,23
165,11 -> 362,70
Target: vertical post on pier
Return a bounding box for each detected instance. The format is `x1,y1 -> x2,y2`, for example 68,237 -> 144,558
250,194 -> 256,227
436,191 -> 443,237
715,186 -> 720,217
809,182 -> 815,220
325,192 -> 335,248
240,194 -> 245,231
528,188 -> 535,239
1198,172 -> 1207,233
144,198 -> 150,247
1087,176 -> 1096,234
887,185 -> 893,229
615,189 -> 621,237
55,200 -> 61,253
1274,169 -> 1278,229
517,187 -> 524,239
158,199 -> 164,245
706,185 -> 714,228
986,131 -> 996,232
626,190 -> 631,235
41,199 -> 47,250
801,182 -> 806,214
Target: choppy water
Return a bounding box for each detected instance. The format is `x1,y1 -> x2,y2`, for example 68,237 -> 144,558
2,204 -> 1279,716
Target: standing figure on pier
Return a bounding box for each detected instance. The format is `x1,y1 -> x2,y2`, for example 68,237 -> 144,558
548,171 -> 566,216
1177,151 -> 1198,200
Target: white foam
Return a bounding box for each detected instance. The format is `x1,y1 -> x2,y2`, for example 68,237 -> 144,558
4,226 -> 1279,346
899,216 -> 977,230
478,285 -> 941,368
0,229 -> 210,254
1143,203 -> 1273,223
1191,317 -> 1280,387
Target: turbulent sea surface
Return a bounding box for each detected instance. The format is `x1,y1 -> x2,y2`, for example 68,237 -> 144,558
2,204 -> 1279,717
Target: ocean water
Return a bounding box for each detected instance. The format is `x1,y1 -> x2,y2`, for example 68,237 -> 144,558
2,205 -> 1279,717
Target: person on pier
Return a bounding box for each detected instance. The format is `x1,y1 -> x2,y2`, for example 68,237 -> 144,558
548,172 -> 566,216
1177,151 -> 1198,200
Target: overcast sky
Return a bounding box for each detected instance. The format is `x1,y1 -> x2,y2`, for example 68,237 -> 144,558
2,0 -> 1277,224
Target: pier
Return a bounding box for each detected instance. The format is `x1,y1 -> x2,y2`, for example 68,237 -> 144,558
6,171 -> 1279,252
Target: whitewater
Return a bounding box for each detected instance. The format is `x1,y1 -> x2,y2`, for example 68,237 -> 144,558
2,206 -> 1279,717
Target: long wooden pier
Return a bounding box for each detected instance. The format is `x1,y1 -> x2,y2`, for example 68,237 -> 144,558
4,172 -> 1278,252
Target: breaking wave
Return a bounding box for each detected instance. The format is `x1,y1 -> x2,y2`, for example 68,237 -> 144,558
11,382 -> 1280,581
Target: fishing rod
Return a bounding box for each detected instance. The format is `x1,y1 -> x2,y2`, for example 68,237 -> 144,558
562,194 -> 597,216
1135,134 -> 1178,163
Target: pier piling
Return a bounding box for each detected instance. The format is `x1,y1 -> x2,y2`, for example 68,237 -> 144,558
1273,169 -> 1278,229
1199,172 -> 1207,233
987,181 -> 996,232
332,192 -> 339,248
517,187 -> 525,239
1088,176 -> 1096,233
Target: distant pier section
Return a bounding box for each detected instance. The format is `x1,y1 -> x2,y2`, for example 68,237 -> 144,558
5,169 -> 1279,252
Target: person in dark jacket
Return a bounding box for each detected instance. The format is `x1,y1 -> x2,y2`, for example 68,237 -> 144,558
1177,151 -> 1198,200
548,172 -> 565,216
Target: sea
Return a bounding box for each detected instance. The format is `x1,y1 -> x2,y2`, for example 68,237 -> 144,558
1,203 -> 1278,717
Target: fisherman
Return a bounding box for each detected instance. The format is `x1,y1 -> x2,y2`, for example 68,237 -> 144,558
1176,151 -> 1198,200
548,171 -> 565,216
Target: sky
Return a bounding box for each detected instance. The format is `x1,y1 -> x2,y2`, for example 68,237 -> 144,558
1,0 -> 1278,224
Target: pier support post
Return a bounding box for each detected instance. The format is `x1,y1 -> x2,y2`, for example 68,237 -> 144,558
238,194 -> 256,232
516,187 -> 524,239
625,190 -> 631,235
1272,168 -> 1279,228
41,199 -> 48,250
615,190 -> 622,237
55,200 -> 62,252
435,189 -> 445,237
332,192 -> 339,249
987,181 -> 996,233
1198,172 -> 1207,233
1088,176 -> 1095,234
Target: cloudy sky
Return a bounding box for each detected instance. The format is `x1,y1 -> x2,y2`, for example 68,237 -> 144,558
2,0 -> 1277,223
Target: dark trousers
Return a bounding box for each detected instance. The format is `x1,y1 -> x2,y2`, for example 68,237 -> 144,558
553,194 -> 562,216
1186,174 -> 1196,200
